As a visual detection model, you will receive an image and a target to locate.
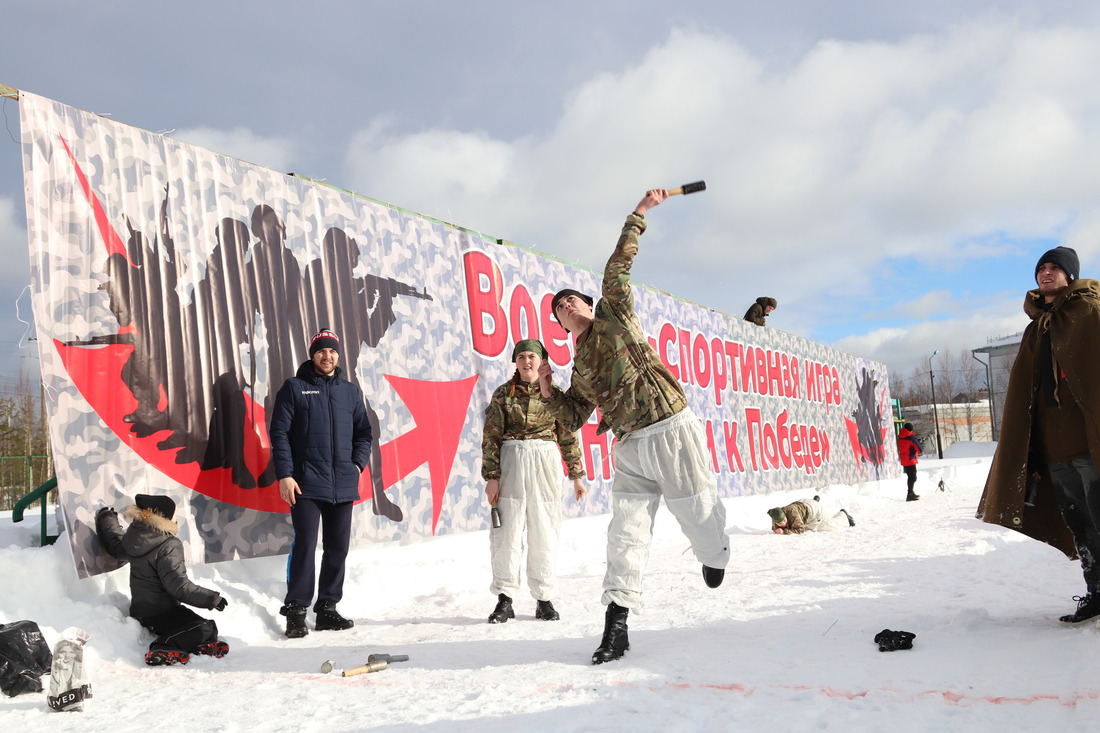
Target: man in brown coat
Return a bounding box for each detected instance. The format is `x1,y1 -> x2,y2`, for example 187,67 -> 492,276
977,246 -> 1100,625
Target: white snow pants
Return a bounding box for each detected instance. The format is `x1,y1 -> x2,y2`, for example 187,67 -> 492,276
602,408 -> 730,610
804,497 -> 851,532
489,440 -> 564,601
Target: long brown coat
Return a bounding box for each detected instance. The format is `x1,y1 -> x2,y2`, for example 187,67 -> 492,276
976,278 -> 1100,559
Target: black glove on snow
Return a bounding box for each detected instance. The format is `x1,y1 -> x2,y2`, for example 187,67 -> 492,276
214,597 -> 228,612
874,629 -> 915,651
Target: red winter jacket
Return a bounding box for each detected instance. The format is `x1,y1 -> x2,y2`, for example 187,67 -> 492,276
897,427 -> 921,467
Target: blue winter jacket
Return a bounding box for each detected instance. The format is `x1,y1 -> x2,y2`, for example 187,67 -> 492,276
269,361 -> 373,503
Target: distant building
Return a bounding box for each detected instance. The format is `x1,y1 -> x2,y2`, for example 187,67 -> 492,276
903,401 -> 993,454
972,332 -> 1023,441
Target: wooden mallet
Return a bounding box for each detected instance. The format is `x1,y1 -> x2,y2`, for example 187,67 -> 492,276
668,180 -> 706,196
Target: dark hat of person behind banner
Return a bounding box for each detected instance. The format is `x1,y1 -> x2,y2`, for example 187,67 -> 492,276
550,289 -> 594,321
511,339 -> 548,361
136,493 -> 176,520
309,328 -> 341,357
768,507 -> 786,524
1035,246 -> 1080,283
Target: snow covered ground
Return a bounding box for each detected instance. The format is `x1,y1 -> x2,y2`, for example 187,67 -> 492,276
3,442 -> 1100,731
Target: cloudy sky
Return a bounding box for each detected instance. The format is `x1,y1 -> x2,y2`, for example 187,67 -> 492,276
3,0 -> 1099,394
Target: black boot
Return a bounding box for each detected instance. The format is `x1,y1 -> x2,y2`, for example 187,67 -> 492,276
315,600 -> 354,631
840,509 -> 856,527
1059,593 -> 1100,625
592,602 -> 630,664
702,565 -> 725,588
906,490 -> 920,501
488,594 -> 514,624
535,600 -> 560,621
281,603 -> 309,638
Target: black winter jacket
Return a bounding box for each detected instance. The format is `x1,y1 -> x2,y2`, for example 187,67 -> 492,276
96,506 -> 222,621
268,361 -> 372,503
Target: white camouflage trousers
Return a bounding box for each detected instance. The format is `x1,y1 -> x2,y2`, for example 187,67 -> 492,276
490,439 -> 564,601
603,408 -> 730,610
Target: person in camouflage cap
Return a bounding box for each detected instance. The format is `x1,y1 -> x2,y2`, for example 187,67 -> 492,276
768,496 -> 854,534
482,338 -> 587,626
538,189 -> 730,665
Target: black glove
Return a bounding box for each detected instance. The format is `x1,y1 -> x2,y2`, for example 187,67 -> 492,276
96,506 -> 117,518
874,629 -> 915,652
214,597 -> 228,612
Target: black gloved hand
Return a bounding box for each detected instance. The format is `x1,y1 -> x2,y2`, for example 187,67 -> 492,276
874,629 -> 915,652
96,506 -> 117,520
214,597 -> 228,612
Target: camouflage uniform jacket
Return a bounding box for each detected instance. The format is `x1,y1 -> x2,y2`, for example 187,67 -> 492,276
773,500 -> 814,534
543,213 -> 687,437
481,375 -> 585,481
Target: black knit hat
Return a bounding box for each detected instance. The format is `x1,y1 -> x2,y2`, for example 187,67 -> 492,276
1035,246 -> 1080,283
309,328 -> 341,357
136,494 -> 176,520
550,289 -> 594,322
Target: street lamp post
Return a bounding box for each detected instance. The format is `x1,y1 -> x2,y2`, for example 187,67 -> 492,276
929,350 -> 944,459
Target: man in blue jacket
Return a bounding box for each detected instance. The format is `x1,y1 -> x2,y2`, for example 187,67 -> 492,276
270,328 -> 373,638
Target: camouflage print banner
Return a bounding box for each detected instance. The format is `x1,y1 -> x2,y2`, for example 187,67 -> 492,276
19,92 -> 899,578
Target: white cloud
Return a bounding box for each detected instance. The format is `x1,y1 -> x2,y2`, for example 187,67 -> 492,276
172,126 -> 298,174
338,20 -> 1100,378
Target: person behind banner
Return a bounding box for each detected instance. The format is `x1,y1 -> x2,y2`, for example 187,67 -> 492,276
269,328 -> 372,638
482,339 -> 587,625
95,494 -> 230,666
538,189 -> 730,665
743,297 -> 777,326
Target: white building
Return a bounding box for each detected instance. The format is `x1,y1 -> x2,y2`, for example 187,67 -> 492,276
972,332 -> 1023,441
904,401 -> 993,455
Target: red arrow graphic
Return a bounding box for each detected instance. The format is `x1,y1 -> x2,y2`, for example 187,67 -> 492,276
380,374 -> 479,533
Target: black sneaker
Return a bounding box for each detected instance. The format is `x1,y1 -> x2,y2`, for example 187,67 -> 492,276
592,602 -> 630,664
702,565 -> 725,588
535,600 -> 560,621
488,594 -> 514,624
1059,593 -> 1100,625
145,648 -> 190,666
281,603 -> 309,638
194,641 -> 230,658
315,600 -> 354,631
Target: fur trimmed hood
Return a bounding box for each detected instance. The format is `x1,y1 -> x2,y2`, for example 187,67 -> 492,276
123,504 -> 179,536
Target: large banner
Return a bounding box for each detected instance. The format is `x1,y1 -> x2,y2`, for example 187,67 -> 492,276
20,92 -> 899,578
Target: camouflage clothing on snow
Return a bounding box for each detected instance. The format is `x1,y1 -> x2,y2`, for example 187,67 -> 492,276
482,375 -> 585,481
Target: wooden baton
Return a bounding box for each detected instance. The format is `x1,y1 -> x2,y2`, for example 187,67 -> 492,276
668,180 -> 706,196
343,660 -> 389,676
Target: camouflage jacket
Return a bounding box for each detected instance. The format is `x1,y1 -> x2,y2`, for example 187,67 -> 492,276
773,500 -> 815,534
543,213 -> 687,437
481,375 -> 585,481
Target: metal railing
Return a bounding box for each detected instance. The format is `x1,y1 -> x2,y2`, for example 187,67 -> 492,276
12,476 -> 59,546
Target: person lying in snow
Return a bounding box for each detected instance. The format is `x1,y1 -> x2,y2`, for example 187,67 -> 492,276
768,496 -> 855,534
96,494 -> 229,666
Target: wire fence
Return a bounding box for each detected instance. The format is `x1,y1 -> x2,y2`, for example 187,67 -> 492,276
0,455 -> 55,512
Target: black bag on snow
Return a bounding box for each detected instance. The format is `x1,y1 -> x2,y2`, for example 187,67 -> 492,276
0,620 -> 54,697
